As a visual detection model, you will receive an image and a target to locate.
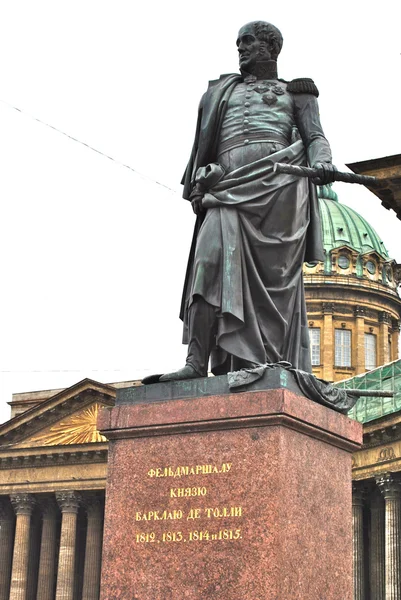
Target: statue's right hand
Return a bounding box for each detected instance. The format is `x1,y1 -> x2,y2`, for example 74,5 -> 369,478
189,184 -> 205,215
190,195 -> 204,215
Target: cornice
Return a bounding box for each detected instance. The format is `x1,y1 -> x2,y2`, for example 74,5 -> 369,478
363,412 -> 401,440
304,274 -> 401,303
0,445 -> 108,470
347,154 -> 401,221
352,429 -> 401,481
362,426 -> 401,449
305,283 -> 401,315
306,303 -> 400,327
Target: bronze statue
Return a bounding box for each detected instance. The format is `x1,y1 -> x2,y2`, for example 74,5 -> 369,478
157,21 -> 337,382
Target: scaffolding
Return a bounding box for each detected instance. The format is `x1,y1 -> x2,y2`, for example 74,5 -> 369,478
337,359 -> 401,423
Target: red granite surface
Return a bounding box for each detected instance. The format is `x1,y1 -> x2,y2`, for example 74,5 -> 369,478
99,389 -> 362,600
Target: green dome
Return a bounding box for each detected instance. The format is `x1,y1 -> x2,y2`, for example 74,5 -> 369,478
318,184 -> 389,258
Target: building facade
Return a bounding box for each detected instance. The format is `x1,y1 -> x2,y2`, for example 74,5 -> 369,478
0,379 -> 121,600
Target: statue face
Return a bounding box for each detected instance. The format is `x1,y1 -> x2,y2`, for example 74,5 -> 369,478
237,25 -> 270,71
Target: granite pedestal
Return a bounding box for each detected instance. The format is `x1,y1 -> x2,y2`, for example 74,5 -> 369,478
98,369 -> 362,600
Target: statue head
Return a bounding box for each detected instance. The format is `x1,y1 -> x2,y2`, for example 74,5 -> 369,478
237,21 -> 283,72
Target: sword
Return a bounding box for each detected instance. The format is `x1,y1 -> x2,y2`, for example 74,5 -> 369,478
343,389 -> 394,397
273,163 -> 378,186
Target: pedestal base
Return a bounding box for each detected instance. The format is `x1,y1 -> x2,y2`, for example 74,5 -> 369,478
98,382 -> 362,600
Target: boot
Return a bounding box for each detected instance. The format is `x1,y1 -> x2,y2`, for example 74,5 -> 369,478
159,297 -> 216,382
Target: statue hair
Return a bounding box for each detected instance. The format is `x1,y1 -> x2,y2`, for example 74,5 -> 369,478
250,21 -> 283,61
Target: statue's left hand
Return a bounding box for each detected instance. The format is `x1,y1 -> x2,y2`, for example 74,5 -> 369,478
311,162 -> 337,185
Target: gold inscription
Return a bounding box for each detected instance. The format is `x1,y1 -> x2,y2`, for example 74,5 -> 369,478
204,506 -> 242,518
138,460 -> 243,545
170,486 -> 207,498
135,506 -> 242,522
135,529 -> 242,543
135,510 -> 183,522
147,463 -> 232,479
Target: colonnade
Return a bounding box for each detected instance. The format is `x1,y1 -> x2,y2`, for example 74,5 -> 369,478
2,482 -> 399,598
353,474 -> 401,599
0,491 -> 104,600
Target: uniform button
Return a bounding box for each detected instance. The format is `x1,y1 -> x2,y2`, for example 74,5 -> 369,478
244,110 -> 250,116
244,129 -> 249,134
243,119 -> 249,125
245,94 -> 251,99
244,102 -> 250,107
244,139 -> 250,145
247,87 -> 253,91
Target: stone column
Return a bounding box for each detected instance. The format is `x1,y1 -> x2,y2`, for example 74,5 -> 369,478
377,473 -> 401,600
322,302 -> 334,381
0,498 -> 15,600
36,499 -> 59,600
9,493 -> 36,600
26,509 -> 40,600
352,484 -> 365,600
370,487 -> 385,600
55,491 -> 80,600
378,312 -> 391,366
354,306 -> 365,375
82,494 -> 104,600
391,321 -> 400,362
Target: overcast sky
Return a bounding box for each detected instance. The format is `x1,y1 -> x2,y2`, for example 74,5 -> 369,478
0,0 -> 400,423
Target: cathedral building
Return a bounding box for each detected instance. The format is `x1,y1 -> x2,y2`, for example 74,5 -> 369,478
0,177 -> 400,599
305,184 -> 401,383
311,153 -> 401,600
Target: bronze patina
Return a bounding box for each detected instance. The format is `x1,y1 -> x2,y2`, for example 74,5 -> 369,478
149,21 -> 338,384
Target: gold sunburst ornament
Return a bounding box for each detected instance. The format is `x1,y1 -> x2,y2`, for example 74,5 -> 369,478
29,404 -> 107,446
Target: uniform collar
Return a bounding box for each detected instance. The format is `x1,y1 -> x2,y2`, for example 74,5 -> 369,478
241,60 -> 278,81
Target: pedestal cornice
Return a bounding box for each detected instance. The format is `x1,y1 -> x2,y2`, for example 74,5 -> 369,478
99,384 -> 362,453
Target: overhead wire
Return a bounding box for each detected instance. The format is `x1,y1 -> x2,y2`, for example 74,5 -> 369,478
0,369 -> 132,373
0,99 -> 179,194
0,100 -> 178,385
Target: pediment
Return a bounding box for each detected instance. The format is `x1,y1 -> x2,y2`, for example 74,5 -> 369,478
330,244 -> 358,256
13,402 -> 108,448
360,250 -> 386,262
0,378 -> 116,448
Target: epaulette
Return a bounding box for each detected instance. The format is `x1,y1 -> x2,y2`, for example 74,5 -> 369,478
287,78 -> 319,97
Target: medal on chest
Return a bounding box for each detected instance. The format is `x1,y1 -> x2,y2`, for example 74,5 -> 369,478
253,82 -> 285,106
